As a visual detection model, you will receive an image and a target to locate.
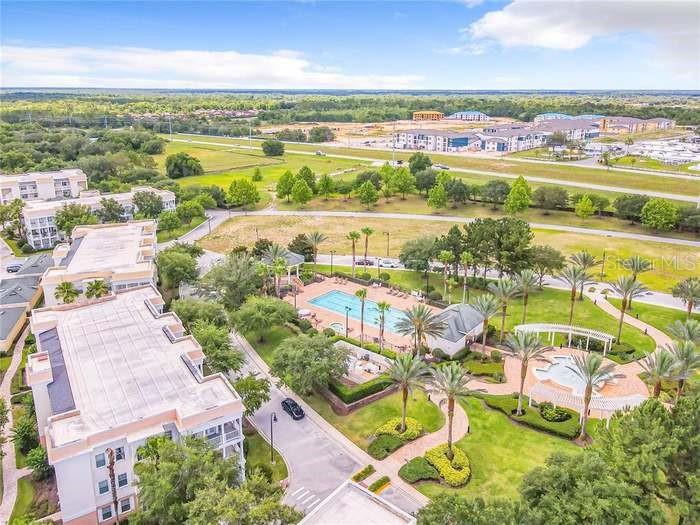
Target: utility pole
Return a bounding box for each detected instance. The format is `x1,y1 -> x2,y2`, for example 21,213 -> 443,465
27,112 -> 32,124
168,115 -> 173,141
249,123 -> 252,149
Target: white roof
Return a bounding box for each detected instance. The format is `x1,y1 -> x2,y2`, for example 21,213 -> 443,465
31,287 -> 240,449
0,168 -> 86,182
21,186 -> 174,213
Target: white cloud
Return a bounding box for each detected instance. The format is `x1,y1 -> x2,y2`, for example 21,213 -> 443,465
465,0 -> 700,73
0,45 -> 423,89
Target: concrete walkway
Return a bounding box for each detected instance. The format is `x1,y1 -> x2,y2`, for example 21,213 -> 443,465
0,327 -> 32,524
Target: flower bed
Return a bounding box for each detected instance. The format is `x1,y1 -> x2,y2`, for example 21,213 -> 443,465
480,394 -> 580,439
539,402 -> 572,423
368,475 -> 390,493
367,434 -> 403,460
374,417 -> 423,441
398,457 -> 440,483
425,444 -> 471,487
351,464 -> 375,483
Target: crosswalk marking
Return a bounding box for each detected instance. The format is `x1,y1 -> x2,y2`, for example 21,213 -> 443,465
306,497 -> 321,509
290,487 -> 306,496
301,493 -> 317,504
295,489 -> 310,500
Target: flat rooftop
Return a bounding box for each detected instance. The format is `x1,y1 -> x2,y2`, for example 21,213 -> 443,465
21,186 -> 173,213
30,286 -> 240,449
0,168 -> 86,182
300,481 -> 416,525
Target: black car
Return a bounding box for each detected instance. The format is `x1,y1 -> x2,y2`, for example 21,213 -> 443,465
355,258 -> 373,266
281,398 -> 305,420
6,264 -> 21,273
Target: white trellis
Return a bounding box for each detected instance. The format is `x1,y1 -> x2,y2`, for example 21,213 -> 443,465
515,323 -> 615,356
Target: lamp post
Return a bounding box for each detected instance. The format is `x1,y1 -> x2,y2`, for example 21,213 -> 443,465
377,258 -> 381,279
345,306 -> 350,337
383,232 -> 389,257
330,250 -> 336,276
293,281 -> 297,309
599,249 -> 607,280
270,412 -> 278,464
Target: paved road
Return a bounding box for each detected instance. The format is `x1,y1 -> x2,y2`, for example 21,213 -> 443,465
172,138 -> 700,204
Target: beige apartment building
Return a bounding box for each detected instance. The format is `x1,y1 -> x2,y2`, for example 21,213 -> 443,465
41,221 -> 157,306
0,168 -> 88,204
26,285 -> 245,524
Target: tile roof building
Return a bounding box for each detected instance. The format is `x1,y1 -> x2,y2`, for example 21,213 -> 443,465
427,303 -> 484,357
0,168 -> 88,205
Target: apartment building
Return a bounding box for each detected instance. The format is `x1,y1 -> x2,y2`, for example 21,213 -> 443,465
21,187 -> 175,250
41,221 -> 157,306
0,168 -> 88,205
26,285 -> 245,524
446,110 -> 490,121
598,116 -> 676,134
393,129 -> 480,152
412,110 -> 444,121
478,126 -> 549,152
533,119 -> 601,141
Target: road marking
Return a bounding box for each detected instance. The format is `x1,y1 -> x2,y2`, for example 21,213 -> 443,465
290,487 -> 306,496
301,493 -> 317,504
306,497 -> 322,509
295,489 -> 310,500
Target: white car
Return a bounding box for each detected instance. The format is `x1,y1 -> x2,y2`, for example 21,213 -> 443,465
434,163 -> 450,170
379,259 -> 400,268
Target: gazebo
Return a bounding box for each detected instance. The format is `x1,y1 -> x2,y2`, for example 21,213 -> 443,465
261,250 -> 306,284
515,323 -> 615,356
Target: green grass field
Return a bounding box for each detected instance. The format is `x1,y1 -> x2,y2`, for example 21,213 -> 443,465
153,141 -> 282,173
610,155 -> 696,174
156,216 -> 206,242
607,299 -> 699,336
9,476 -> 34,524
244,427 -> 288,482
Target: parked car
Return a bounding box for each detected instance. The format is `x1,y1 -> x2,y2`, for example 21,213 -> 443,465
315,150 -> 326,156
355,258 -> 374,266
6,264 -> 21,273
379,259 -> 399,268
434,163 -> 450,170
281,398 -> 305,420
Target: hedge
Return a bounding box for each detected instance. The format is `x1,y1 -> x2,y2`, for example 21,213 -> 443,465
375,417 -> 423,441
480,394 -> 580,439
332,334 -> 396,360
351,464 -> 375,482
398,457 -> 439,483
425,444 -> 471,487
328,375 -> 393,404
368,475 -> 390,493
539,402 -> 572,423
367,434 -> 403,460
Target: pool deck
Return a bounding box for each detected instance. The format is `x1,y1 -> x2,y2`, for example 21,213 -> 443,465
288,278 -> 436,351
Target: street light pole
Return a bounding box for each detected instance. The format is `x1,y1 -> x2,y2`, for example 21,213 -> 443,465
345,306 -> 350,337
270,412 -> 278,464
330,250 -> 335,276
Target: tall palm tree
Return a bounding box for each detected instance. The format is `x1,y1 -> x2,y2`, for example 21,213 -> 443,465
470,294 -> 501,351
347,231 -> 361,277
505,332 -> 550,415
609,275 -> 648,342
361,227 -> 374,261
559,265 -> 586,325
54,281 -> 79,304
460,251 -> 473,304
622,255 -> 652,309
85,279 -> 109,299
672,277 -> 700,319
305,231 -> 327,278
668,340 -> 700,401
667,319 -> 700,344
429,362 -> 472,459
395,304 -> 446,355
355,288 -> 367,346
437,250 -> 455,299
639,350 -> 675,398
388,354 -> 430,433
566,352 -> 616,441
264,244 -> 289,295
569,251 -> 598,300
487,278 -> 520,343
376,301 -> 391,351
272,257 -> 287,297
514,269 -> 539,324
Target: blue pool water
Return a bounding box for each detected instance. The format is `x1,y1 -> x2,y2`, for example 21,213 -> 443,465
309,290 -> 406,332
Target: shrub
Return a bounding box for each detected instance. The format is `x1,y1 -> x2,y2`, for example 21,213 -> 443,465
351,464 -> 376,482
398,457 -> 440,483
449,347 -> 471,361
379,272 -> 391,282
359,272 -> 372,281
329,375 -> 393,404
425,444 -> 471,487
490,350 -> 502,363
374,417 -> 423,441
368,475 -> 390,493
571,336 -> 604,352
539,402 -> 572,423
425,284 -> 435,293
428,291 -> 442,301
26,446 -> 52,481
322,327 -> 336,337
297,319 -> 314,333
481,394 -> 580,439
21,244 -> 35,254
367,434 -> 403,459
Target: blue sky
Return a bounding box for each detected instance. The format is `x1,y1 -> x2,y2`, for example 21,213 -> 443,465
1,1 -> 698,89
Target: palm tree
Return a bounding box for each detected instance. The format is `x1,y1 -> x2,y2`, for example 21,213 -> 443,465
85,279 -> 109,299
429,362 -> 472,459
622,255 -> 652,309
347,231 -> 361,277
672,277 -> 700,319
376,301 -> 391,351
395,304 -> 446,355
361,227 -> 374,262
667,319 -> 700,344
264,244 -> 289,296
505,332 -> 550,415
669,340 -> 700,401
388,354 -> 430,433
487,278 -> 520,343
569,251 -> 598,300
459,251 -> 473,304
305,231 -> 327,278
609,275 -> 648,343
566,352 -> 616,441
355,288 -> 367,346
272,257 -> 287,297
437,250 -> 455,299
54,281 -> 79,304
559,265 -> 586,325
514,269 -> 538,324
470,294 -> 501,352
639,350 -> 675,398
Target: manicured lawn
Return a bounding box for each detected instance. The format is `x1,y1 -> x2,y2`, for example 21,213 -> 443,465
304,389 -> 444,451
156,216 -> 206,242
607,298 -> 699,336
611,155 -> 695,173
244,427 -> 288,482
12,403 -> 28,468
9,476 -> 34,524
153,141 -> 282,173
245,325 -> 296,365
416,396 -> 580,500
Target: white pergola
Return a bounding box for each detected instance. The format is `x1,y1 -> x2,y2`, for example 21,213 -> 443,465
515,323 -> 615,356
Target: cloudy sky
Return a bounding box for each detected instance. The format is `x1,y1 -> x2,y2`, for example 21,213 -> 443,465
1,0 -> 698,90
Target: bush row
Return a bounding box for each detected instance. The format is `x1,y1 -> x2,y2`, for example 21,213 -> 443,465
368,475 -> 390,493
331,334 -> 397,360
351,464 -> 376,483
328,375 -> 394,405
424,444 -> 471,487
375,417 -> 423,441
398,457 -> 440,483
539,402 -> 572,423
367,434 -> 403,460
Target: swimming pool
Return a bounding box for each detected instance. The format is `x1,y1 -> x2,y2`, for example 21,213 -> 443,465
534,355 -> 613,396
309,290 -> 406,332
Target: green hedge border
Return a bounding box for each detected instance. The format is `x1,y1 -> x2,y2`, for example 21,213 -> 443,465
328,374 -> 394,404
